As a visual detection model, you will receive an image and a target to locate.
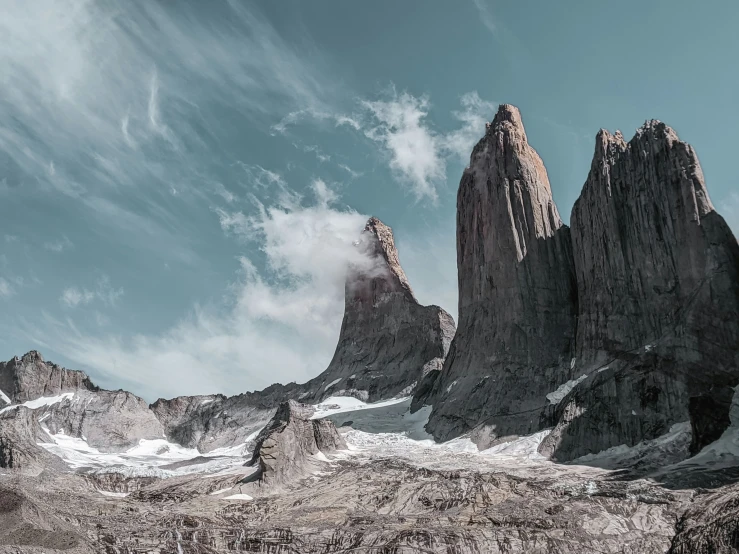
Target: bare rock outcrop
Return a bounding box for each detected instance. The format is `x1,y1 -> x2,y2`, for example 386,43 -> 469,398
0,351 -> 97,404
542,121 -> 739,461
40,389 -> 165,452
248,400 -> 346,486
420,105 -> 577,444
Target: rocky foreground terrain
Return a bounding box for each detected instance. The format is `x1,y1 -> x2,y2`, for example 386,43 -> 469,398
1,104 -> 738,553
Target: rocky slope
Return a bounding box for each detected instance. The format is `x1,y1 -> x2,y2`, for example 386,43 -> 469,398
0,406 -> 62,473
0,351 -> 96,405
542,120 -> 739,461
152,217 -> 455,452
420,105 -> 577,445
0,352 -> 165,452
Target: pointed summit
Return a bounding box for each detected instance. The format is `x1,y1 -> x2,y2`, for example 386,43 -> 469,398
347,217 -> 415,304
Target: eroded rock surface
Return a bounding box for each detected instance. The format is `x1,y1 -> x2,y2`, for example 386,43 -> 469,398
422,105 -> 577,445
0,351 -> 96,404
0,407 -> 62,473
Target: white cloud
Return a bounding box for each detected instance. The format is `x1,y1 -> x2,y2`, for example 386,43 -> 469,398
60,276 -> 123,308
362,88 -> 494,201
362,90 -> 444,202
44,235 -> 74,253
472,0 -> 498,36
443,92 -> 498,163
34,187 -> 389,399
0,278 -> 14,298
271,108 -> 361,135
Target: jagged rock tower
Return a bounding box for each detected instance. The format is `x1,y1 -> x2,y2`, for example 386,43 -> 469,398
302,217 -> 456,402
419,105 -> 577,445
541,121 -> 739,460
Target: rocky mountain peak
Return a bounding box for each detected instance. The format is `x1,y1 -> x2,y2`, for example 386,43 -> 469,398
0,351 -> 97,404
421,104 -> 577,444
490,103 -> 527,141
348,217 -> 416,305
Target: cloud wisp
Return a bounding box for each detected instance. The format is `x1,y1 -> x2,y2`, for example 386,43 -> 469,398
362,88 -> 495,202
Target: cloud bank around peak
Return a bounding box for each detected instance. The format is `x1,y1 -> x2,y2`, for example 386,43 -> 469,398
26,181 -> 377,400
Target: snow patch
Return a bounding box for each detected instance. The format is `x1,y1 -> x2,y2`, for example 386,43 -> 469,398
547,375 -> 587,405
222,493 -> 253,501
0,392 -> 74,415
323,378 -> 342,391
99,490 -> 129,498
445,380 -> 458,394
311,396 -> 409,420
0,388 -> 10,405
208,487 -> 233,496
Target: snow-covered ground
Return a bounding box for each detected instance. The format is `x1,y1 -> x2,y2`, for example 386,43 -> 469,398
311,395 -> 410,419
37,428 -> 255,479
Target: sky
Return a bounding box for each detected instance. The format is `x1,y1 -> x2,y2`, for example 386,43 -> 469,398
0,0 -> 737,401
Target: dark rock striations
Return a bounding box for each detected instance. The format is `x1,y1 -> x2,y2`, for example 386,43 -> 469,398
542,121 -> 739,461
248,400 -> 346,486
420,105 -> 577,445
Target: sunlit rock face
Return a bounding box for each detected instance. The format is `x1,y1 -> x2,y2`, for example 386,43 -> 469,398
422,105 -> 739,463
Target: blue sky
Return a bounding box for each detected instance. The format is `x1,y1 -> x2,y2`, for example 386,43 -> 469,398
0,0 -> 737,400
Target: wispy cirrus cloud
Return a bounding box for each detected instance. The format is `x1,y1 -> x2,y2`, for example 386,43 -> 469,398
60,276 -> 123,308
44,236 -> 74,253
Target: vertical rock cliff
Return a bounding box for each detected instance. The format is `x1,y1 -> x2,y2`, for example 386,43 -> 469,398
541,121 -> 739,460
420,105 -> 577,444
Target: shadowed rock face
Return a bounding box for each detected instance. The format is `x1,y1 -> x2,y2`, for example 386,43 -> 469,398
0,351 -> 97,404
248,400 -> 346,486
152,217 -> 456,452
542,121 -> 739,461
421,105 -> 577,445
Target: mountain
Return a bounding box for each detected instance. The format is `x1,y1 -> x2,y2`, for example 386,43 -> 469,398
417,105 -> 577,446
151,216 -> 455,452
541,120 -> 739,461
0,105 -> 738,553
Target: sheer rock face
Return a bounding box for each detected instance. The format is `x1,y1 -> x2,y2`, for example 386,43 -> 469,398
248,400 -> 346,486
421,105 -> 577,444
542,122 -> 739,461
302,217 -> 456,404
153,218 -> 456,452
0,351 -> 96,404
